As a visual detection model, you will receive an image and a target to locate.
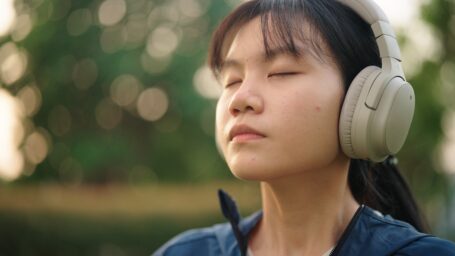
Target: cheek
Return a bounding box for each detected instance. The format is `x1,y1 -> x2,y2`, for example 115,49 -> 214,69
309,91 -> 345,154
215,97 -> 229,147
280,86 -> 344,147
215,96 -> 229,124
279,98 -> 342,171
312,92 -> 343,136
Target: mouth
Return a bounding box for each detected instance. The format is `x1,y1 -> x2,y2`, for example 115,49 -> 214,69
229,124 -> 265,142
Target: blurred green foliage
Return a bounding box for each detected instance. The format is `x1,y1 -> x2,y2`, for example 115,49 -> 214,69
0,0 -> 452,194
1,0 -> 238,184
0,210 -> 223,255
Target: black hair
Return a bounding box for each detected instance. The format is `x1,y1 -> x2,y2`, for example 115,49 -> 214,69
208,0 -> 429,232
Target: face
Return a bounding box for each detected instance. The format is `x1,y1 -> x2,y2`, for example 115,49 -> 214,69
215,17 -> 348,181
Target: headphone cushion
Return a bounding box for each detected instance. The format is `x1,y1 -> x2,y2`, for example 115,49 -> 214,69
339,66 -> 381,158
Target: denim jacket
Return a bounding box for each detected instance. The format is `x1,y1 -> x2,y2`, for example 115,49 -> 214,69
153,190 -> 455,256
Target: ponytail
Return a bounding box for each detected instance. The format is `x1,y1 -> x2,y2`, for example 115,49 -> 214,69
348,156 -> 430,233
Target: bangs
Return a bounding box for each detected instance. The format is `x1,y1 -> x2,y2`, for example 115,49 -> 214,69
259,1 -> 328,63
208,0 -> 331,78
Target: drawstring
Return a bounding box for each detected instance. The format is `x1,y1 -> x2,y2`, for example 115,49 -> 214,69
218,189 -> 248,256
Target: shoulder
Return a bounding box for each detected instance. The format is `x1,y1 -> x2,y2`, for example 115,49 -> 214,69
351,206 -> 455,255
395,236 -> 455,256
360,206 -> 427,243
152,222 -> 233,256
152,226 -> 221,256
152,211 -> 262,256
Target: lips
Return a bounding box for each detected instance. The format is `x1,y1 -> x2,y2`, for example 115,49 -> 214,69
229,124 -> 265,142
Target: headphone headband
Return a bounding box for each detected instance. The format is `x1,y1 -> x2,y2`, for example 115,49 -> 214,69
338,0 -> 388,23
336,0 -> 415,162
338,0 -> 404,77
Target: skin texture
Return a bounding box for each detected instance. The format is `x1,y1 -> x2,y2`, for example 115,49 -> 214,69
215,17 -> 360,255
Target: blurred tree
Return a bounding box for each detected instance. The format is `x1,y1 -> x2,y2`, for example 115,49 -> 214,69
390,0 -> 455,237
0,0 -> 238,184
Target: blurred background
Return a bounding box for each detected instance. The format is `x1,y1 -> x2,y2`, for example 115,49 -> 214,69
0,0 -> 454,255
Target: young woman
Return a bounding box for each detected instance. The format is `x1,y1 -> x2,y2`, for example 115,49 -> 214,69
154,0 -> 455,255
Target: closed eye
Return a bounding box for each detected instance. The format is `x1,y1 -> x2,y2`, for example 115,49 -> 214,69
224,80 -> 241,88
268,72 -> 300,78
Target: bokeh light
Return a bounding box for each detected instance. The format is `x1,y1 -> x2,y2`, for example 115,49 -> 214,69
17,84 -> 42,117
24,129 -> 49,165
0,89 -> 24,181
0,42 -> 28,85
193,65 -> 221,99
98,0 -> 127,27
177,0 -> 210,23
136,87 -> 169,122
375,0 -> 420,28
0,0 -> 16,37
124,13 -> 148,49
11,13 -> 33,42
110,74 -> 142,107
146,25 -> 180,58
401,20 -> 441,77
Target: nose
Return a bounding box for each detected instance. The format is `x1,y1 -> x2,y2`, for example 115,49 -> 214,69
228,79 -> 264,116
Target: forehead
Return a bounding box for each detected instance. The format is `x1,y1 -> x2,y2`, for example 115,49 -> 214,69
222,17 -> 264,63
220,17 -> 325,73
221,16 -> 331,68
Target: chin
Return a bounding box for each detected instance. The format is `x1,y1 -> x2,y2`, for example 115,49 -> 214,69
230,169 -> 264,181
228,161 -> 289,181
227,152 -> 348,182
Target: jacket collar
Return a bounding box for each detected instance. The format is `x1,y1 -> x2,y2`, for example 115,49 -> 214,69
217,189 -> 262,256
334,206 -> 430,255
216,189 -> 429,256
214,209 -> 262,256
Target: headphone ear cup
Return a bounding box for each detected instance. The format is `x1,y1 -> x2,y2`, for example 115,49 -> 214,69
369,77 -> 415,160
339,66 -> 381,159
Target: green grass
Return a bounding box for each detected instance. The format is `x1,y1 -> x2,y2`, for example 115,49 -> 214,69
0,210 -> 223,255
0,181 -> 261,255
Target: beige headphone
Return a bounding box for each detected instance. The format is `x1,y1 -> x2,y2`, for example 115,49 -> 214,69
338,0 -> 415,162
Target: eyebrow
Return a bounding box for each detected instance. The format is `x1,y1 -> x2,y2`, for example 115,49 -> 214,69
219,46 -> 305,75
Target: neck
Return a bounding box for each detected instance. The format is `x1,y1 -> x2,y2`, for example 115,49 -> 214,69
249,155 -> 359,256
